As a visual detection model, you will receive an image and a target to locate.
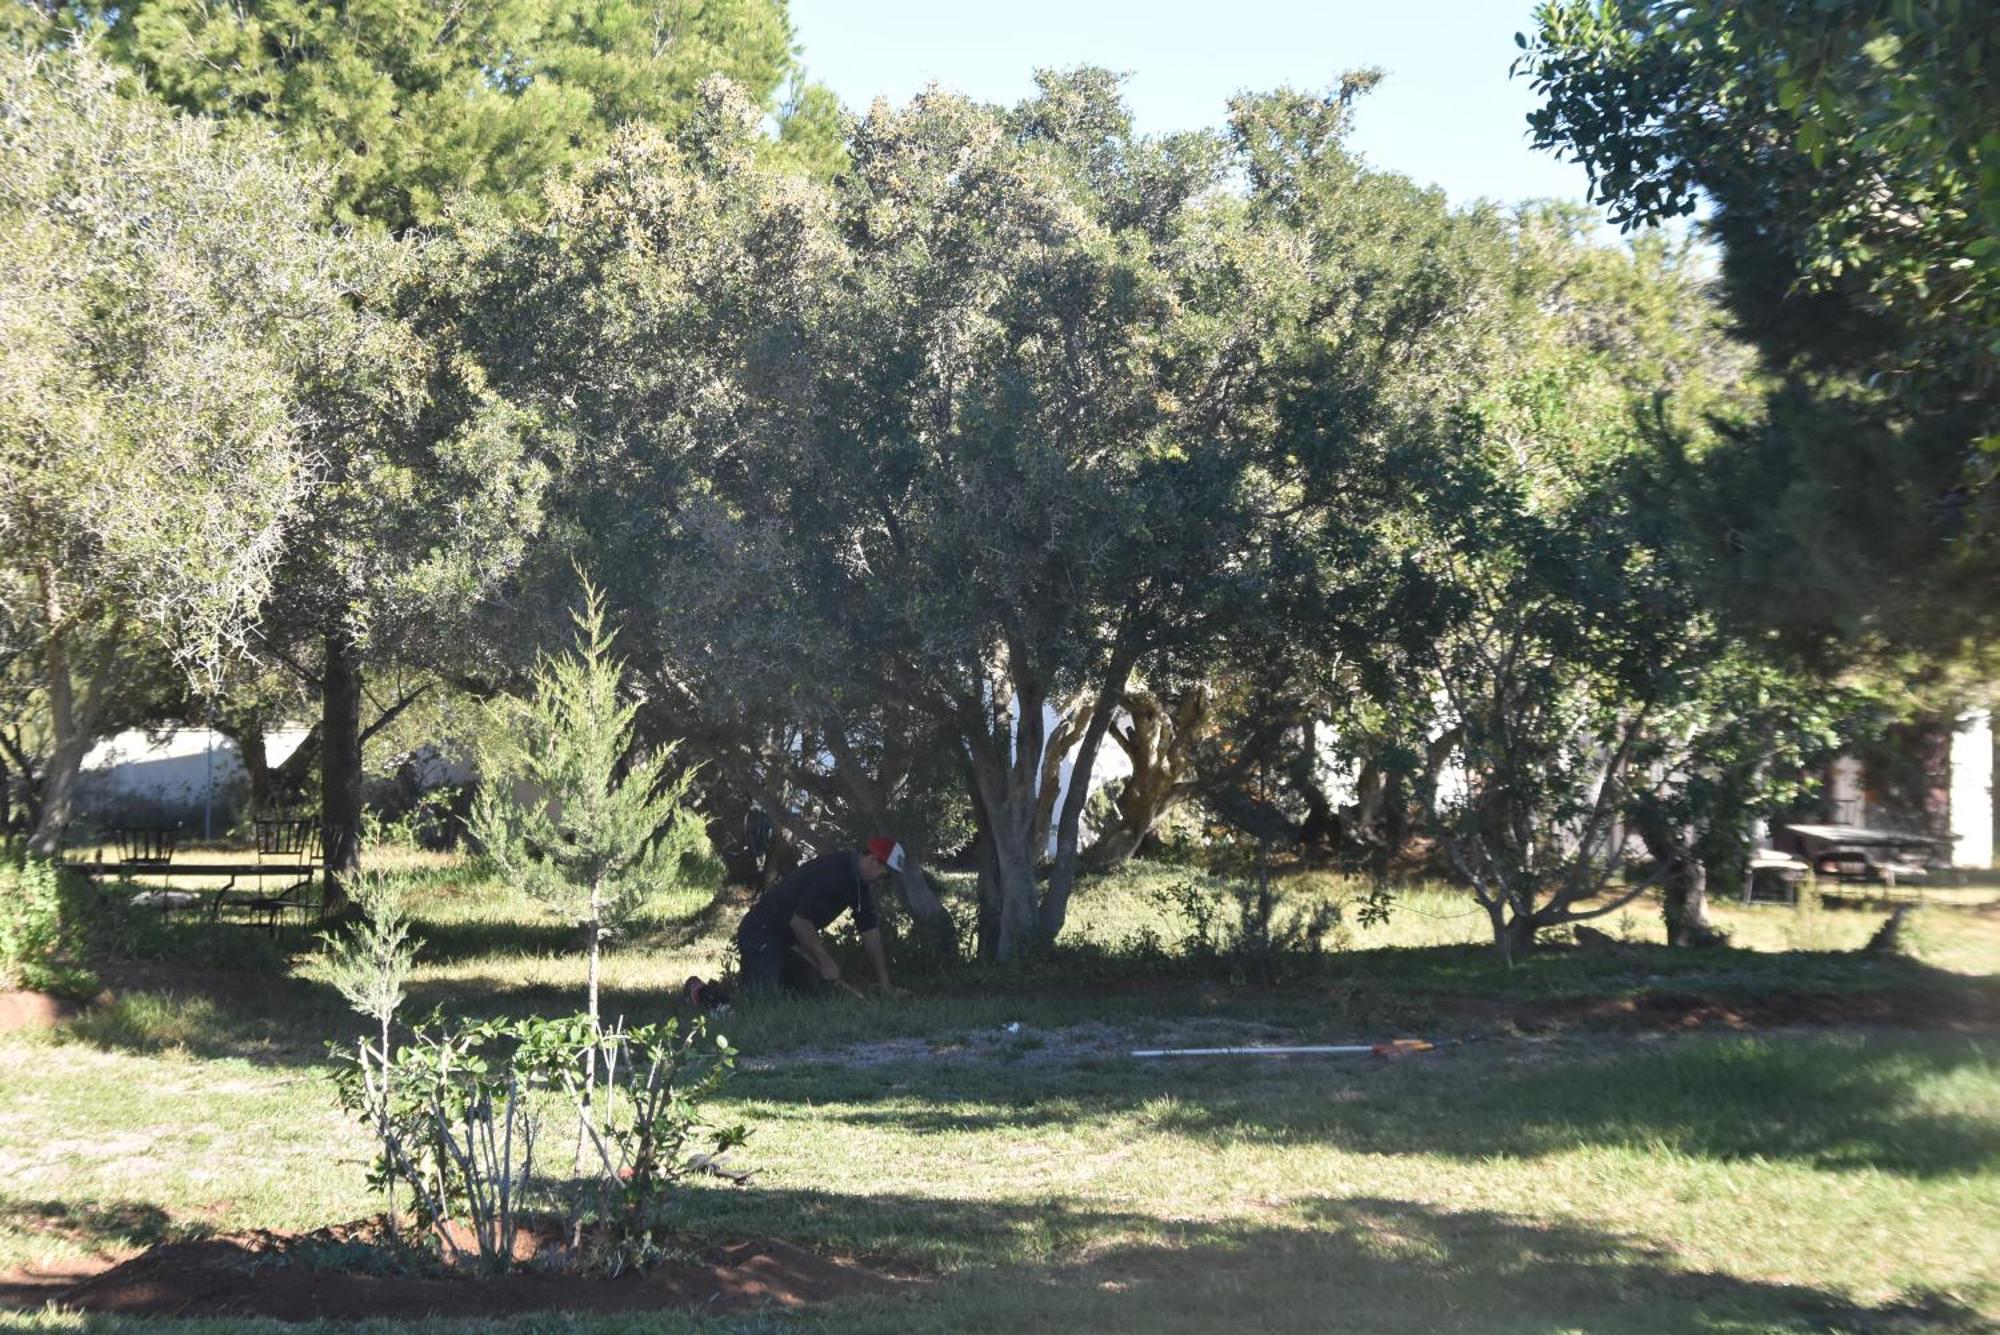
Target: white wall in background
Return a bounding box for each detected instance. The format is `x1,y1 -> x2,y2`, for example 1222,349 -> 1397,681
1950,710 -> 1994,868
75,727 -> 312,823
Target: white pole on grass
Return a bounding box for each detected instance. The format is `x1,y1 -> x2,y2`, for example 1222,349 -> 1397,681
1131,1045 -> 1381,1058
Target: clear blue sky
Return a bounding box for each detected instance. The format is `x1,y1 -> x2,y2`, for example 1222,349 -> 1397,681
787,0 -> 1599,214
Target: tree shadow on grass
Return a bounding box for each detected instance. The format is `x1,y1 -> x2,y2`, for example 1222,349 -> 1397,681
405,884 -> 730,966
656,1184 -> 1984,1334
11,1188 -> 1981,1333
746,1031 -> 2000,1179
0,1199 -> 187,1256
395,916 -> 586,966
58,965 -> 354,1069
1150,1031 -> 2000,1179
1325,939 -> 1993,1005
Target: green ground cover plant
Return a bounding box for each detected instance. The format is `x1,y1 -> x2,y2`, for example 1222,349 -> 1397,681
2,852 -> 1995,1333
0,852 -> 99,1000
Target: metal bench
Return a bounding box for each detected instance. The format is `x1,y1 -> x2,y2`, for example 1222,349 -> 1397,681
211,818 -> 323,929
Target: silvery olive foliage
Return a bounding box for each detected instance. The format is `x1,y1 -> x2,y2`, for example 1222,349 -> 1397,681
0,47 -> 403,850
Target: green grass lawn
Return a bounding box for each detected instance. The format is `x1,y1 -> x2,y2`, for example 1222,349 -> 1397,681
4,856 -> 1997,1333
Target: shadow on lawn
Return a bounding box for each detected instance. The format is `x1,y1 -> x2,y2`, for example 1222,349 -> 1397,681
397,915 -> 585,965
405,886 -> 726,967
10,1187 -> 1978,1332
748,1031 -> 2000,1179
659,1185 -> 1983,1334
0,1199 -> 190,1255
61,959 -> 355,1068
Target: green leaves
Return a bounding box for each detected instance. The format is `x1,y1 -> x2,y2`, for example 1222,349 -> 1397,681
470,577 -> 710,1016
1520,1 -> 2000,656
0,48 -> 356,683
73,0 -> 799,233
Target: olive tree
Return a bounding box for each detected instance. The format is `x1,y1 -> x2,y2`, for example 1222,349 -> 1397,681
459,72 -> 1297,959
32,0 -> 814,894
0,48 -> 376,853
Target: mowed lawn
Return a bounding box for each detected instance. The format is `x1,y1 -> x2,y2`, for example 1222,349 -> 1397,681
3,858 -> 1997,1333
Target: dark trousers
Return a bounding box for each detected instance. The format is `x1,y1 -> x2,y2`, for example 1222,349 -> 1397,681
737,922 -> 821,993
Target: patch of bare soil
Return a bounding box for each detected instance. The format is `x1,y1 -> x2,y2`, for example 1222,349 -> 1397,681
0,988 -> 88,1035
0,1255 -> 122,1309
13,1224 -> 903,1322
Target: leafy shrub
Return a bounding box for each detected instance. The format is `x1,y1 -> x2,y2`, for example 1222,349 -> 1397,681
332,1010 -> 745,1275
521,1013 -> 747,1264
336,1013 -> 538,1272
0,850 -> 97,997
1145,872 -> 1347,983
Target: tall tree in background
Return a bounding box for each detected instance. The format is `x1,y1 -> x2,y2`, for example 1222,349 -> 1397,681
0,48 -> 366,854
1517,1 -> 2000,654
18,0 -> 799,232
23,0 -> 813,889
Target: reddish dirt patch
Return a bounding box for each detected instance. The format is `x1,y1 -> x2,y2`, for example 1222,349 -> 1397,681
1450,987 -> 2000,1036
0,1255 -> 123,1309
17,1227 -> 903,1322
0,988 -> 85,1035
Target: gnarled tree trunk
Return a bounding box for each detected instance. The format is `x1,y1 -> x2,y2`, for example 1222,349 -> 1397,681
1085,685 -> 1208,871
1040,644 -> 1137,940
965,652 -> 1048,962
1634,804 -> 1719,947
321,623 -> 364,913
27,574 -> 121,858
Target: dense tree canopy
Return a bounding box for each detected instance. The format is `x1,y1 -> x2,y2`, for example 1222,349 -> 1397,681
13,0 -> 801,231
1518,0 -> 1995,413
3,13 -> 1960,965
1518,1 -> 2000,657
0,48 -> 377,851
456,71 -> 1308,957
12,2 -> 808,882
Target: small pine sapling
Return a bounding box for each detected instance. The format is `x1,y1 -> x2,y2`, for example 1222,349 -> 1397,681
470,581 -> 708,1034
321,870 -> 422,1245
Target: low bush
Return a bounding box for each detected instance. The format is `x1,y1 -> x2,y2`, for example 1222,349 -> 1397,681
324,869 -> 746,1275
1145,870 -> 1381,984
331,1010 -> 745,1274
0,849 -> 97,997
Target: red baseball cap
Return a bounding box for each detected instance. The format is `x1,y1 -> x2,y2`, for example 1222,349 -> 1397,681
866,837 -> 905,872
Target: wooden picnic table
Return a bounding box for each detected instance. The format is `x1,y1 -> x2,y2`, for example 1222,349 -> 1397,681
65,857 -> 326,926
1782,823 -> 1952,890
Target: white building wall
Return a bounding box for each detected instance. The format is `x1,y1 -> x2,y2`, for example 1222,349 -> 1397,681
1950,710 -> 1994,868
75,726 -> 312,828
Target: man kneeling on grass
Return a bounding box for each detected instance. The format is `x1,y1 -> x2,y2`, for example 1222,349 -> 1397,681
736,837 -> 912,998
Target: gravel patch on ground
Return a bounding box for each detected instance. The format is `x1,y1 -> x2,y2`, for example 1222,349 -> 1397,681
741,1017 -> 1302,1070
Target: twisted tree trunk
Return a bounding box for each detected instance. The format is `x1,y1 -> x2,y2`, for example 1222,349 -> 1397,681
1084,685 -> 1208,871
321,623 -> 365,914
